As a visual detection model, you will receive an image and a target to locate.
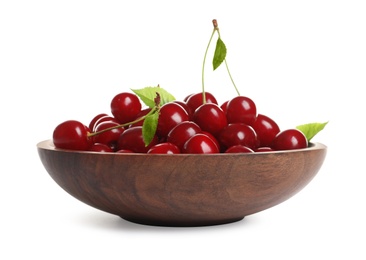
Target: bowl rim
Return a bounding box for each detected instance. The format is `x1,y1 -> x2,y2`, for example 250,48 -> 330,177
37,139 -> 327,156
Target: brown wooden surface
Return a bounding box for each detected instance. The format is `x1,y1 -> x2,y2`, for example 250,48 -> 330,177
37,140 -> 327,226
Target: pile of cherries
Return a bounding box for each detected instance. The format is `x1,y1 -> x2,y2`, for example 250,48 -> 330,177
52,91 -> 308,154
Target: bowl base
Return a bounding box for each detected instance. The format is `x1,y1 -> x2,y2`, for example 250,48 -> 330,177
120,216 -> 245,227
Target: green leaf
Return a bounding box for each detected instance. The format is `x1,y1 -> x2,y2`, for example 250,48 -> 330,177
213,38 -> 227,70
132,86 -> 175,108
296,121 -> 328,142
142,111 -> 159,146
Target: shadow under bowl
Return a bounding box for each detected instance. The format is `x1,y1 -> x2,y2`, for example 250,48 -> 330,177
37,140 -> 327,227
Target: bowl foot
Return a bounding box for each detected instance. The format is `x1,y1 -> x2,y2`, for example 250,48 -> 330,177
120,216 -> 245,227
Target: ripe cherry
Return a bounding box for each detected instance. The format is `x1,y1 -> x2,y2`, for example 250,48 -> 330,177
129,108 -> 152,128
53,120 -> 92,151
186,92 -> 218,112
271,129 -> 308,150
111,92 -> 142,124
117,126 -> 158,153
182,133 -> 220,154
147,142 -> 181,154
89,113 -> 108,131
166,121 -> 201,151
93,121 -> 125,149
252,114 -> 280,147
218,123 -> 259,150
157,102 -> 189,137
193,103 -> 227,136
226,96 -> 257,125
225,145 -> 254,153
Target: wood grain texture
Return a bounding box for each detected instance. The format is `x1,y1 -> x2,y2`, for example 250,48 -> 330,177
37,140 -> 327,226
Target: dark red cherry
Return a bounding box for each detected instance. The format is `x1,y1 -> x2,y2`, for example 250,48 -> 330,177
173,100 -> 193,120
129,108 -> 152,128
93,121 -> 125,148
92,115 -> 119,132
182,133 -> 220,154
220,100 -> 229,114
117,126 -> 158,153
186,92 -> 218,112
218,123 -> 259,150
226,96 -> 257,125
193,103 -> 227,136
89,143 -> 114,153
147,142 -> 180,154
225,145 -> 254,153
166,121 -> 201,151
111,92 -> 142,124
53,120 -> 92,151
252,114 -> 280,147
271,129 -> 308,150
157,102 -> 189,137
89,113 -> 108,131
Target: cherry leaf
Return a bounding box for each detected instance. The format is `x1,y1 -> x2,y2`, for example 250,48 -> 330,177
142,110 -> 159,146
132,86 -> 175,108
213,38 -> 227,70
296,121 -> 328,142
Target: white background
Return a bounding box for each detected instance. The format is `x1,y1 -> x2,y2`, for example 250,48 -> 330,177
1,0 -> 365,259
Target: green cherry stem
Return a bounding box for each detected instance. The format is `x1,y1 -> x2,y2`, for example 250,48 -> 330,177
201,20 -> 218,104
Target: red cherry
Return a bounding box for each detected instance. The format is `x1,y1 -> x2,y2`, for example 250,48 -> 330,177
193,103 -> 227,136
226,96 -> 257,125
89,113 -> 108,131
271,129 -> 308,150
225,145 -> 254,153
182,133 -> 220,154
218,123 -> 259,150
157,102 -> 189,137
117,126 -> 158,153
220,100 -> 229,114
53,120 -> 92,151
93,121 -> 125,148
173,100 -> 193,120
251,114 -> 280,147
186,92 -> 218,112
111,92 -> 142,124
89,143 -> 114,153
166,121 -> 201,151
147,142 -> 180,154
129,108 -> 152,128
92,115 -> 119,132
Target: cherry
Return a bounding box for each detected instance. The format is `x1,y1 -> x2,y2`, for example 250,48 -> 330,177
220,100 -> 229,114
166,121 -> 201,151
218,123 -> 259,150
111,92 -> 142,124
93,121 -> 125,149
173,100 -> 193,120
92,115 -> 119,131
225,145 -> 254,153
53,120 -> 92,151
226,96 -> 257,125
271,129 -> 308,150
186,92 -> 218,112
147,142 -> 180,154
89,143 -> 114,153
193,103 -> 227,136
252,114 -> 280,147
89,113 -> 108,131
117,126 -> 158,153
182,133 -> 220,154
157,102 -> 189,137
201,131 -> 220,151
129,108 -> 152,128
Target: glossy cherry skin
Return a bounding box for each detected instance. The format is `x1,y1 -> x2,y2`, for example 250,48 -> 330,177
173,100 -> 193,120
220,100 -> 229,114
226,96 -> 257,125
111,92 -> 142,124
129,108 -> 152,128
166,121 -> 201,151
147,142 -> 181,154
225,145 -> 254,153
92,115 -> 120,132
271,129 -> 308,151
157,102 -> 189,138
88,143 -> 114,153
93,121 -> 125,149
117,126 -> 158,153
53,120 -> 92,151
182,133 -> 220,154
88,113 -> 108,131
218,123 -> 259,151
255,147 -> 274,152
251,114 -> 280,147
186,92 -> 218,113
193,103 -> 227,137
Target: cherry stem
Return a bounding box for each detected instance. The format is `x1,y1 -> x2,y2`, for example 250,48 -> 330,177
201,20 -> 218,104
88,105 -> 158,138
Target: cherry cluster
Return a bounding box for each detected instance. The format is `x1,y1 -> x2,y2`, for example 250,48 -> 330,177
53,91 -> 308,154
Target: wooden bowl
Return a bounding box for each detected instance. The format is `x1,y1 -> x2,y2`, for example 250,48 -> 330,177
37,140 -> 327,227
